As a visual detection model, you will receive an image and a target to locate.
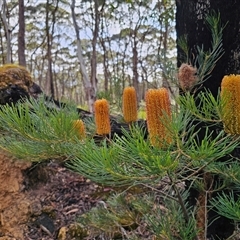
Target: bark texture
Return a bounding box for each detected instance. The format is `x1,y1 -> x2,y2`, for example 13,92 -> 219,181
18,0 -> 26,67
176,1 -> 240,239
176,0 -> 240,97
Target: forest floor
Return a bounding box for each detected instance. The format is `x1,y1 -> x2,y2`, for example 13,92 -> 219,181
0,151 -> 103,240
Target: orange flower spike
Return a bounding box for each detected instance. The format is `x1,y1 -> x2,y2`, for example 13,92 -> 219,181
178,63 -> 197,91
145,88 -> 172,148
73,119 -> 86,139
122,86 -> 138,123
221,74 -> 240,134
94,99 -> 111,135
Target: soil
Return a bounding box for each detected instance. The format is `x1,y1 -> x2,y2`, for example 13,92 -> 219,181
0,151 -> 101,240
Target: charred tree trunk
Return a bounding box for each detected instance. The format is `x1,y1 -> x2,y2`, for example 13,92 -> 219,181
176,1 -> 240,239
176,0 -> 240,97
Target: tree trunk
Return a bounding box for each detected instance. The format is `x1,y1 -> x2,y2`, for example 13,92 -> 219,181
132,35 -> 139,101
18,0 -> 26,67
176,0 -> 240,97
176,1 -> 240,238
0,0 -> 11,63
100,38 -> 110,92
71,0 -> 95,112
90,0 -> 100,101
0,22 -> 5,63
45,0 -> 58,99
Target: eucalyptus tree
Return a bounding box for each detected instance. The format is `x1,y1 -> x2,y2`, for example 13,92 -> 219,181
71,0 -> 96,112
106,0 -> 176,102
18,0 -> 26,66
154,0 -> 176,95
0,0 -> 13,63
25,0 -> 78,101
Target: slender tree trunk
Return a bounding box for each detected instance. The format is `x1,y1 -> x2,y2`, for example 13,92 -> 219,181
100,38 -> 109,92
100,17 -> 110,92
132,35 -> 139,101
71,0 -> 95,112
45,0 -> 52,96
0,22 -> 5,63
45,0 -> 58,99
0,0 -> 11,63
18,0 -> 26,66
90,0 -> 100,99
121,40 -> 128,91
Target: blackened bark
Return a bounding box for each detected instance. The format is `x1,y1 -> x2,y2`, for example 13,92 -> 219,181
176,1 -> 240,239
176,0 -> 240,97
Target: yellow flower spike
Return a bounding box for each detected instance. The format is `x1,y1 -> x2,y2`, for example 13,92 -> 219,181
94,98 -> 111,135
221,74 -> 240,134
122,86 -> 138,123
73,119 -> 86,139
178,63 -> 197,91
145,88 -> 172,148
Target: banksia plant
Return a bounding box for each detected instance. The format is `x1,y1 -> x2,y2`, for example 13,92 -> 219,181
73,119 -> 86,139
178,63 -> 197,91
145,88 -> 172,148
221,74 -> 240,134
94,99 -> 111,135
122,86 -> 138,123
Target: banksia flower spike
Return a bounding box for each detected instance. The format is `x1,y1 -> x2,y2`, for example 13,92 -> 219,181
145,88 -> 172,148
73,119 -> 86,139
221,74 -> 240,134
122,86 -> 138,123
94,99 -> 111,135
178,63 -> 197,91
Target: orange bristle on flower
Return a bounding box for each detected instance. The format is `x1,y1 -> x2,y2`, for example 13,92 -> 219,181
94,99 -> 111,135
73,119 -> 86,139
145,88 -> 172,148
221,74 -> 240,134
122,86 -> 138,123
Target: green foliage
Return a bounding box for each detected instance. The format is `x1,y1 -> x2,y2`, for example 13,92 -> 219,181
1,10 -> 239,238
0,96 -> 80,161
0,86 -> 239,238
67,125 -> 176,186
210,192 -> 240,222
195,12 -> 225,84
78,191 -> 197,239
145,195 -> 197,240
78,193 -> 150,239
178,11 -> 225,86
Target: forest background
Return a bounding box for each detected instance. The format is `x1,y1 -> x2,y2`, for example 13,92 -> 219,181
0,0 -> 176,112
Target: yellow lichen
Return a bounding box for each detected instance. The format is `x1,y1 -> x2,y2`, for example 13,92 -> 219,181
0,64 -> 33,91
122,86 -> 138,123
221,74 -> 240,134
94,99 -> 111,135
145,88 -> 172,148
